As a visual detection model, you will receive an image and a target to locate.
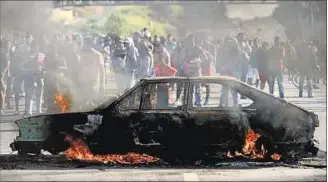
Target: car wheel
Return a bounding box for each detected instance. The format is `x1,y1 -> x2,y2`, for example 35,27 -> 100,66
43,134 -> 70,155
309,137 -> 320,156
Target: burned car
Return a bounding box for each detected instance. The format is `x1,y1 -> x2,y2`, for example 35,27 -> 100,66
10,77 -> 320,163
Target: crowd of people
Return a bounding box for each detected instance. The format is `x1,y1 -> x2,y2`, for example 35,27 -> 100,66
0,27 -> 326,115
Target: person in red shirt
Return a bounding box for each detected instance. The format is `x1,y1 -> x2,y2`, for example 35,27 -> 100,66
155,55 -> 177,108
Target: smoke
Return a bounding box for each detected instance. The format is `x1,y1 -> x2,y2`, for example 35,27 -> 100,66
0,1 -> 55,38
226,4 -> 279,20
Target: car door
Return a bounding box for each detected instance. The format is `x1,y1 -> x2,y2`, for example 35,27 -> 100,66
186,80 -> 253,152
137,79 -> 191,149
99,83 -> 145,153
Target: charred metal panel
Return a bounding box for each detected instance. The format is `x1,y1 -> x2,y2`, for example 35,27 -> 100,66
15,116 -> 53,142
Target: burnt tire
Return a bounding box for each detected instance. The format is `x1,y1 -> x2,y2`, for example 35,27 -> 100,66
309,137 -> 320,156
43,134 -> 70,155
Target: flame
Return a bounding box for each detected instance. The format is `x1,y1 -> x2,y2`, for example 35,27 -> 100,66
270,153 -> 282,161
227,129 -> 282,161
64,135 -> 159,164
54,93 -> 70,113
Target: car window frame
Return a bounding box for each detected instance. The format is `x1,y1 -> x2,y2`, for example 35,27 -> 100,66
115,81 -> 145,112
187,79 -> 257,111
139,79 -> 190,111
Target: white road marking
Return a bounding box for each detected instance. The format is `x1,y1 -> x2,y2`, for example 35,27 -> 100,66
183,173 -> 199,181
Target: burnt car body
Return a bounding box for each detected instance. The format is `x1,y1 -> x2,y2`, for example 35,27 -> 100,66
10,77 -> 320,161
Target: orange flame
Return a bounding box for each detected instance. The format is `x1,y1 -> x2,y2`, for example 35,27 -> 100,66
270,153 -> 282,161
54,94 -> 70,113
64,135 -> 159,164
227,129 -> 282,161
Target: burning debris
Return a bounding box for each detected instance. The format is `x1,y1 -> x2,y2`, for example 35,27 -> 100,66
227,129 -> 282,161
54,93 -> 70,113
64,135 -> 159,164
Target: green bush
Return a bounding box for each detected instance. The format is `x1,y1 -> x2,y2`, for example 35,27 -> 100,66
102,6 -> 172,37
104,14 -> 128,36
69,6 -> 177,37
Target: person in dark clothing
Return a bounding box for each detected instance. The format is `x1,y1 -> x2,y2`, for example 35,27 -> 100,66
268,36 -> 285,99
236,32 -> 251,84
21,41 -> 45,115
257,41 -> 270,90
219,36 -> 240,106
61,34 -> 80,85
296,41 -> 317,98
12,33 -> 33,115
248,37 -> 261,88
284,41 -> 297,81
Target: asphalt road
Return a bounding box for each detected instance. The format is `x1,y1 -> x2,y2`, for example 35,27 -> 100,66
0,75 -> 326,181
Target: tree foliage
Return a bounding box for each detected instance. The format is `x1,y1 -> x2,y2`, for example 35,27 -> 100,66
104,14 -> 127,36
272,1 -> 326,41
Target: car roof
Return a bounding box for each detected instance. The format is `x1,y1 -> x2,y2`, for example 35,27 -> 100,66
141,76 -> 239,82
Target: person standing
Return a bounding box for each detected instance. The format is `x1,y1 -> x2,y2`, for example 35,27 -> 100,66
21,41 -> 45,115
236,32 -> 251,84
43,35 -> 63,113
153,39 -> 171,67
12,33 -> 33,115
165,34 -> 177,57
257,41 -> 270,90
61,34 -> 80,85
284,41 -> 297,81
79,37 -> 105,105
196,37 -> 215,105
155,54 -> 177,108
219,36 -> 240,107
136,32 -> 154,80
181,35 -> 208,107
248,37 -> 261,88
112,37 -> 127,91
296,40 -> 317,98
268,36 -> 285,99
123,38 -> 138,89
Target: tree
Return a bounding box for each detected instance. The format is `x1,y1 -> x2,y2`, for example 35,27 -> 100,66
103,14 -> 127,36
272,1 -> 326,42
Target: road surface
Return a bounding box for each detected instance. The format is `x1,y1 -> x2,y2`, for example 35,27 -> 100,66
0,75 -> 326,181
